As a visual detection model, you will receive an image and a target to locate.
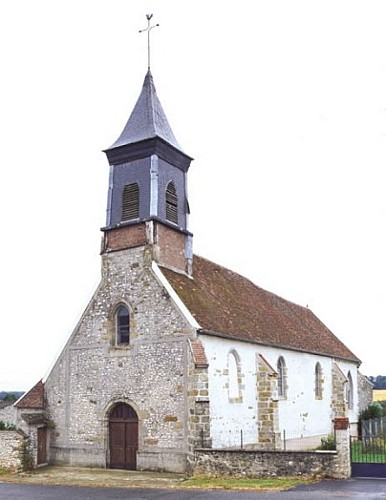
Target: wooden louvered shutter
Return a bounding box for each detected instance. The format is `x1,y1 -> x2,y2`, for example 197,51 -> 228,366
166,182 -> 178,224
122,183 -> 140,221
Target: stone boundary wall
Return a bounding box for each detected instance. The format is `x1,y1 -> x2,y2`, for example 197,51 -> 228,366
0,431 -> 28,471
194,448 -> 339,479
194,417 -> 351,479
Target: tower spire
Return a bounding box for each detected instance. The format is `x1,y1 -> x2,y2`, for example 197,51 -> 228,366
139,14 -> 159,70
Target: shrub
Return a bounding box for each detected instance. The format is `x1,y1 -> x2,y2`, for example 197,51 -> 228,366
0,421 -> 16,431
360,402 -> 383,421
317,434 -> 336,450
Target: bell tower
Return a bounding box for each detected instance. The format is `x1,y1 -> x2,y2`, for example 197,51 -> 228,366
101,70 -> 193,275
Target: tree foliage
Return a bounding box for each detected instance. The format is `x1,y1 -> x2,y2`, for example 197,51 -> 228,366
0,391 -> 23,402
3,394 -> 17,402
361,402 -> 383,420
368,375 -> 386,389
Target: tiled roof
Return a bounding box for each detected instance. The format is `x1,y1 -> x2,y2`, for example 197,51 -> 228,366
106,70 -> 182,151
160,255 -> 360,363
189,339 -> 209,367
15,380 -> 44,409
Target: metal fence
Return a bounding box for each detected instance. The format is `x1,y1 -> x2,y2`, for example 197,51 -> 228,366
282,431 -> 335,452
201,429 -> 333,452
351,435 -> 386,463
352,417 -> 386,465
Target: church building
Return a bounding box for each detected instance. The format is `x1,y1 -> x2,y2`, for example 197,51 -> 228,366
12,70 -> 361,473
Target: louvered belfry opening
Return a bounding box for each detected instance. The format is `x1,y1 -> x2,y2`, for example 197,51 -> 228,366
122,183 -> 140,221
166,181 -> 178,224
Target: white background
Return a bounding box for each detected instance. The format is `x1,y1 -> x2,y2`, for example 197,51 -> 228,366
1,0 -> 385,390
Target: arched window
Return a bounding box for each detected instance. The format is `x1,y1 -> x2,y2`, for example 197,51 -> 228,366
165,181 -> 178,224
277,356 -> 287,398
315,362 -> 323,399
122,183 -> 140,221
228,351 -> 241,401
347,371 -> 354,410
116,305 -> 130,344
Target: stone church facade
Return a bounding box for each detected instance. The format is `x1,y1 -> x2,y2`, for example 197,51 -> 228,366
10,71 -> 361,473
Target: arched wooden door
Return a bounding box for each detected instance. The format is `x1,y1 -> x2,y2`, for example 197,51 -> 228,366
109,403 -> 138,470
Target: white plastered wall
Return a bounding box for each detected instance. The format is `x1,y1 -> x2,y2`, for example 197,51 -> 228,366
201,335 -> 359,448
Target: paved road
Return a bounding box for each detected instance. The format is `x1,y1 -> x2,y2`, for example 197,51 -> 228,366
0,479 -> 386,499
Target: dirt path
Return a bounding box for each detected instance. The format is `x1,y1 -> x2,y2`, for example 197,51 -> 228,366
1,466 -> 186,489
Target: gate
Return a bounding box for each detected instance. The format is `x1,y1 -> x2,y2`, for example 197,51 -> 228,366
109,403 -> 138,470
351,433 -> 386,478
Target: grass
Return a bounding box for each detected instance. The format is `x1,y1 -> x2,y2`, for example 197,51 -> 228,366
351,440 -> 386,463
179,476 -> 315,491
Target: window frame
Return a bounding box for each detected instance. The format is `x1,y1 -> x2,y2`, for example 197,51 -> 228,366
228,350 -> 242,403
314,362 -> 323,399
277,356 -> 287,399
115,304 -> 130,345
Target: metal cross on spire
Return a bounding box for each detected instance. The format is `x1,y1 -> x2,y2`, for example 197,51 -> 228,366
139,14 -> 159,70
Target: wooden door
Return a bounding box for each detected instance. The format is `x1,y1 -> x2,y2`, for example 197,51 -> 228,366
109,403 -> 138,470
37,427 -> 47,465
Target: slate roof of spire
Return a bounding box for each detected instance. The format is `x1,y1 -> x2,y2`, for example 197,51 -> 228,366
106,70 -> 182,151
160,255 -> 360,364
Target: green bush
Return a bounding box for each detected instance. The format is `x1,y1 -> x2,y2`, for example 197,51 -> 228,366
317,434 -> 336,450
378,400 -> 386,416
0,421 -> 16,431
360,402 -> 383,421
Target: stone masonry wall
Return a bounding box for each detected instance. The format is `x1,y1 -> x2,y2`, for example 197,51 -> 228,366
45,245 -> 196,472
187,345 -> 211,467
0,431 -> 29,471
194,448 -> 339,479
194,417 -> 351,480
331,363 -> 347,420
357,371 -> 373,413
256,354 -> 280,449
0,404 -> 17,426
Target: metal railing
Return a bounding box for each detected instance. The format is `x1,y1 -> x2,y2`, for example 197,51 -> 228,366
200,428 -> 334,452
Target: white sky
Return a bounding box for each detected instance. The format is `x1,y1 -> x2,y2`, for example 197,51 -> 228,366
1,1 -> 385,391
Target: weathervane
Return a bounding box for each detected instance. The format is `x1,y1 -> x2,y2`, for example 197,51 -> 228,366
139,14 -> 159,70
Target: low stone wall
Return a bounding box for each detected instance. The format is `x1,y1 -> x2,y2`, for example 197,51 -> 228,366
0,431 -> 28,471
194,418 -> 351,480
194,449 -> 340,479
